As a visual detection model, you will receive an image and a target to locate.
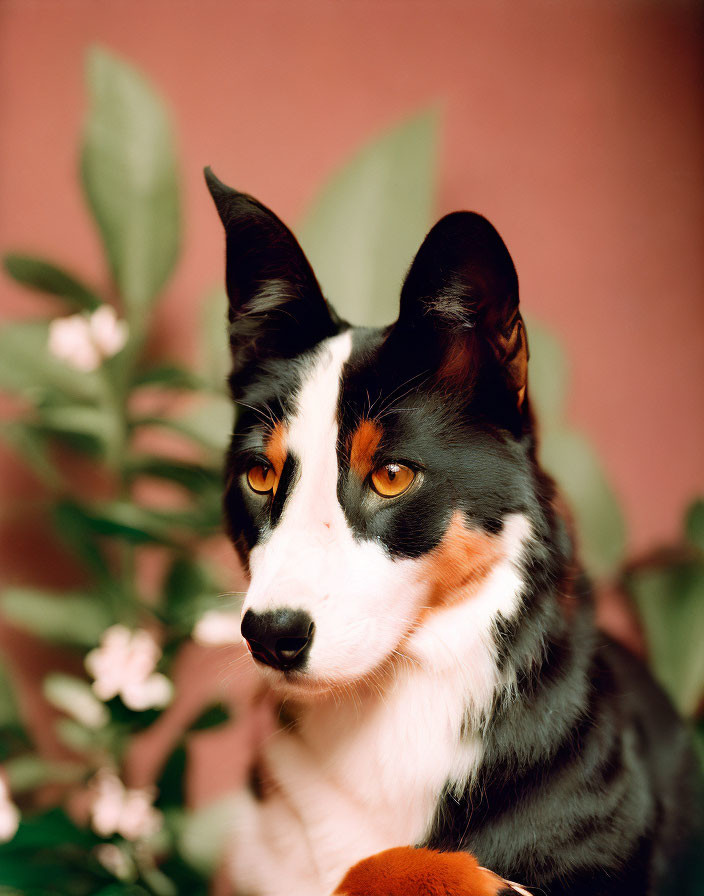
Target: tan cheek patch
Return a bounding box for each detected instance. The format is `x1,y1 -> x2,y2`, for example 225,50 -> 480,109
349,420 -> 383,479
416,511 -> 505,616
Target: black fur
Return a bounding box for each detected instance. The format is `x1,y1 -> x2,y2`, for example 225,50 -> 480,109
206,170 -> 700,895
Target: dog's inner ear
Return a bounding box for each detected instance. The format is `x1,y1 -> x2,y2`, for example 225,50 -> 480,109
396,211 -> 528,409
205,168 -> 337,390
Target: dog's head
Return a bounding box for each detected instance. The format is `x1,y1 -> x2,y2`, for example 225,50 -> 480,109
206,168 -> 551,699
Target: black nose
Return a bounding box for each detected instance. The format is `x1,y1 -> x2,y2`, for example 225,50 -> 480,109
241,608 -> 315,672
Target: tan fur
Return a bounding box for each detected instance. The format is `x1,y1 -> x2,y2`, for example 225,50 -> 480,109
416,512 -> 505,618
349,420 -> 383,479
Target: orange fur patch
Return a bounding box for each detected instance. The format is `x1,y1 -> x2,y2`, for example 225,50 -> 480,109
417,512 -> 504,615
265,422 -> 288,474
349,420 -> 383,479
263,421 -> 288,495
334,846 -> 514,896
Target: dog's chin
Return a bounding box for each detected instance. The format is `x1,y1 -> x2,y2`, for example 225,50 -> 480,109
251,658 -> 385,701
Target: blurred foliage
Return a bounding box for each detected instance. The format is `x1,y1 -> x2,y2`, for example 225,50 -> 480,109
0,43 -> 701,895
299,108 -> 438,329
0,46 -> 232,894
81,47 -> 181,325
625,499 -> 704,719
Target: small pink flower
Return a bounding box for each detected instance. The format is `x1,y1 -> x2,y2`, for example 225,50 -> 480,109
193,609 -> 242,646
85,625 -> 172,711
48,306 -> 128,371
0,774 -> 20,843
90,770 -> 162,841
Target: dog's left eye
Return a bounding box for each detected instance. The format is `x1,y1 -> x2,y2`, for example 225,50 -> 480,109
370,463 -> 415,498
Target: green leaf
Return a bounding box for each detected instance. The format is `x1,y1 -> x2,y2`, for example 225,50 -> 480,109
3,253 -> 101,311
43,674 -> 109,728
0,856 -> 91,891
152,851 -> 209,896
177,794 -> 241,876
694,717 -> 704,770
0,725 -> 30,762
0,421 -> 60,488
199,285 -> 230,392
132,363 -> 204,391
38,403 -> 119,451
524,317 -> 569,431
0,320 -> 101,402
540,428 -> 627,579
54,498 -> 220,546
0,588 -> 112,647
163,556 -> 222,631
628,562 -> 704,716
299,108 -> 438,327
52,501 -> 110,577
155,742 -> 186,810
685,498 -> 704,553
189,703 -> 230,732
132,393 -> 233,457
55,499 -> 174,545
126,456 -> 222,495
0,658 -> 21,729
0,807 -> 97,852
56,718 -> 103,754
81,46 -> 181,318
92,887 -> 150,896
139,868 -> 177,896
4,755 -> 85,793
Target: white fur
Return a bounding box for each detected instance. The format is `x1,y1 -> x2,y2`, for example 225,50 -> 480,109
232,332 -> 531,894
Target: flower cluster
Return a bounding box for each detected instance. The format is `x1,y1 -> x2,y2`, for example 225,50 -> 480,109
85,626 -> 173,712
48,305 -> 128,371
90,769 -> 162,841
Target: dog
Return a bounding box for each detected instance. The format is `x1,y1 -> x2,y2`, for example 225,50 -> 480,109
204,167 -> 699,896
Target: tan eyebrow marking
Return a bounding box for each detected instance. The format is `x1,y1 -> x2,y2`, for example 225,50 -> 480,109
265,422 -> 288,493
349,419 -> 383,479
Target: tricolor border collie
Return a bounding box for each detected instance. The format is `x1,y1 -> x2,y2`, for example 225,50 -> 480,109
205,168 -> 698,896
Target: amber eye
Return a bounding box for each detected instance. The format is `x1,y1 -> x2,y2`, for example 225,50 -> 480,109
246,463 -> 277,495
370,463 -> 415,498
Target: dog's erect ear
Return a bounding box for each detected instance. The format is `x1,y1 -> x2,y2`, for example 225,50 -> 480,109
204,168 -> 337,388
396,212 -> 528,408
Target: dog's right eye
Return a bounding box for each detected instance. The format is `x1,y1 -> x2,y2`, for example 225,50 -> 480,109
370,463 -> 415,498
246,463 -> 277,495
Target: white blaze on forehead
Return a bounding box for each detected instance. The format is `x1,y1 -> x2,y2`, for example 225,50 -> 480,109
247,331 -> 353,586
286,331 -> 353,478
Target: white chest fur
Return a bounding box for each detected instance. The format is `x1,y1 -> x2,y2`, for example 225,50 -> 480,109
229,535 -> 528,896
301,665 -> 482,836
248,663 -> 482,895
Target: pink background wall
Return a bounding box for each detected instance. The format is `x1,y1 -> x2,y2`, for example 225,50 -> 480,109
1,0 -> 702,561
0,0 -> 702,802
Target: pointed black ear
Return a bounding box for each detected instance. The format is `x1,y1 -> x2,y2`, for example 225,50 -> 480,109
204,168 -> 337,389
397,211 -> 528,408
